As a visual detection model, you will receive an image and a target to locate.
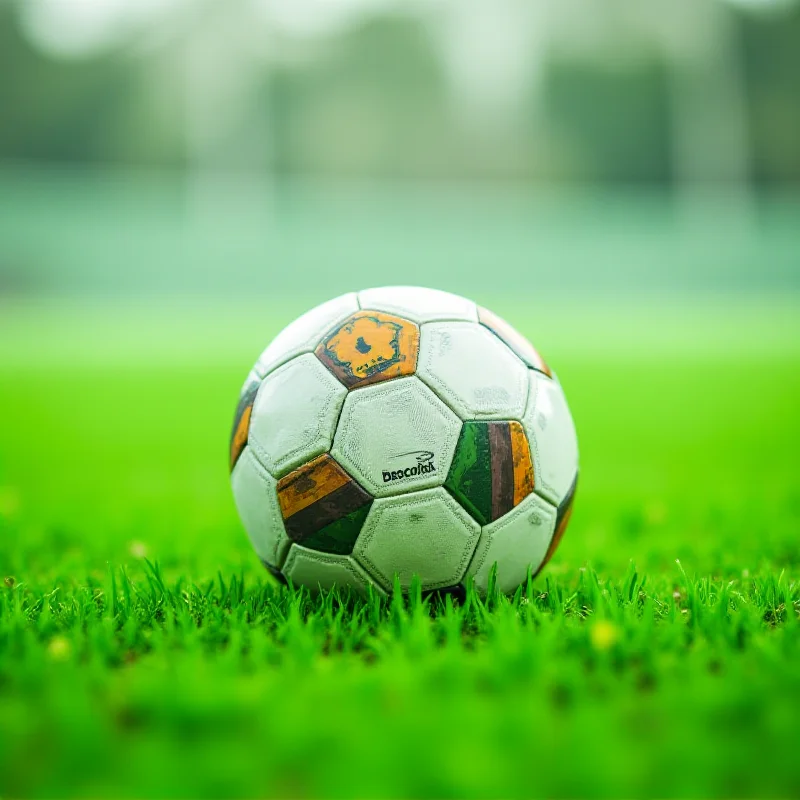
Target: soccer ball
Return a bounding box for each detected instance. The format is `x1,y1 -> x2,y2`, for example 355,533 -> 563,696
229,287 -> 578,596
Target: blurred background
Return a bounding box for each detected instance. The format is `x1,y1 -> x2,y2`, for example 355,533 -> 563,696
1,7 -> 799,797
1,0 -> 798,300
2,7 -> 799,797
1,0 -> 799,576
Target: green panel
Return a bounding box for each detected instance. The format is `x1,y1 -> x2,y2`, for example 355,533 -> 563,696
300,502 -> 372,556
444,422 -> 492,525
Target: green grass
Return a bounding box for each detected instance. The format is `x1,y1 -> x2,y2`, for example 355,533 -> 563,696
1,297 -> 799,798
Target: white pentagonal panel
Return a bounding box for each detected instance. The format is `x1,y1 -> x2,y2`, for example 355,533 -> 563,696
283,544 -> 384,596
354,488 -> 481,591
248,353 -> 347,478
521,372 -> 579,506
331,377 -> 461,498
358,286 -> 478,323
231,447 -> 291,568
466,492 -> 557,595
254,293 -> 359,378
417,321 -> 529,420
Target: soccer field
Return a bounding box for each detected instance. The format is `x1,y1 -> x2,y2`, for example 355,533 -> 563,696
0,297 -> 798,798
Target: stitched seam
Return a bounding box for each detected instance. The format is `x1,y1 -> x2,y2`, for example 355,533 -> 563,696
419,322 -> 527,421
532,379 -> 559,502
258,295 -> 359,379
470,496 -> 534,578
284,545 -> 379,593
357,291 -> 478,325
239,449 -> 289,566
356,489 -> 479,590
273,366 -> 346,475
249,355 -> 346,478
471,495 -> 556,579
418,323 -> 465,416
332,377 -> 460,497
440,491 -> 482,586
523,370 -> 559,503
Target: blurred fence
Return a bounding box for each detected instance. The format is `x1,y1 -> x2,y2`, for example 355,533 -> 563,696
3,0 -> 800,184
1,165 -> 798,297
1,0 -> 798,297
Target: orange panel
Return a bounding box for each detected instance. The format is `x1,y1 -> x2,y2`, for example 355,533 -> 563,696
277,454 -> 352,519
508,421 -> 534,507
229,405 -> 253,472
478,307 -> 552,378
537,476 -> 577,574
229,379 -> 260,472
315,311 -> 419,389
539,505 -> 572,573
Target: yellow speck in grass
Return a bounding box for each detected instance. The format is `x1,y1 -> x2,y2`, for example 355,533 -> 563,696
590,620 -> 619,651
48,636 -> 71,662
644,500 -> 667,525
0,486 -> 20,517
129,541 -> 148,558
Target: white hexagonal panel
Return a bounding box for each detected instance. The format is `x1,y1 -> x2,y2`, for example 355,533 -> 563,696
254,293 -> 359,378
417,321 -> 529,420
358,286 -> 478,324
466,492 -> 557,596
231,447 -> 291,568
331,376 -> 461,498
354,487 -> 481,592
283,544 -> 384,596
521,372 -> 579,506
248,353 -> 347,478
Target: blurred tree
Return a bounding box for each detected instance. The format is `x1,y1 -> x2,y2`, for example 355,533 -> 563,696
267,16 -> 457,179
1,0 -> 798,186
739,4 -> 800,183
0,4 -> 183,166
542,59 -> 672,183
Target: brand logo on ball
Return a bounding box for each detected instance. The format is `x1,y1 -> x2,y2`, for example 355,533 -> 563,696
382,451 -> 437,483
